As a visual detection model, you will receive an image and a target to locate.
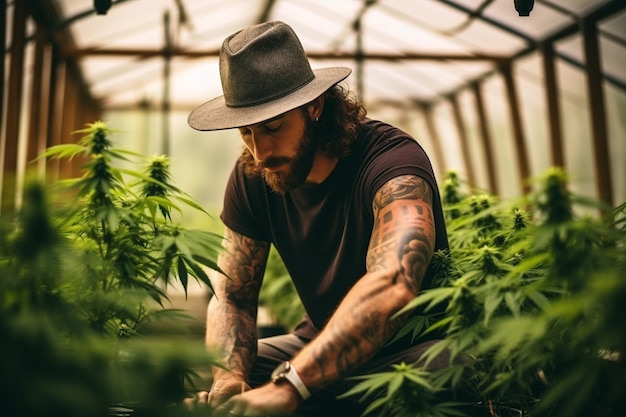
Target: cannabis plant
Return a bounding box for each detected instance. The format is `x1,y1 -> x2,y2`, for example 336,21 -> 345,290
343,168 -> 626,417
0,122 -> 225,417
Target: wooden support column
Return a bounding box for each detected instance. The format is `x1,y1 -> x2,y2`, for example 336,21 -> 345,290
67,68 -> 99,178
500,61 -> 530,194
26,26 -> 47,170
0,0 -> 6,138
541,42 -> 564,168
60,69 -> 79,179
421,104 -> 446,181
162,10 -> 172,155
471,82 -> 498,195
69,87 -> 91,178
46,51 -> 64,181
1,0 -> 27,214
582,19 -> 613,207
449,94 -> 476,187
84,98 -> 101,126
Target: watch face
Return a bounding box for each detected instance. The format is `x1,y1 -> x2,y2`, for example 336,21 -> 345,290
271,361 -> 291,382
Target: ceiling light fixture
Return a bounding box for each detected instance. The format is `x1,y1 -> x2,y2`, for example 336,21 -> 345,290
94,0 -> 112,15
514,0 -> 534,16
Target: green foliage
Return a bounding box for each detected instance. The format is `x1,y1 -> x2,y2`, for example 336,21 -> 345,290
339,362 -> 468,417
348,168 -> 626,417
0,122 -> 225,417
259,246 -> 305,330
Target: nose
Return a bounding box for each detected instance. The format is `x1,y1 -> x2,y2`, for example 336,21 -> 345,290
247,130 -> 273,162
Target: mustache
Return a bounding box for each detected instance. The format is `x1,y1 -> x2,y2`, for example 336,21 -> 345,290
258,157 -> 292,169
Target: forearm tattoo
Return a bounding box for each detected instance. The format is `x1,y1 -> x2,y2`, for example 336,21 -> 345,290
314,310 -> 385,379
308,175 -> 436,382
208,229 -> 269,375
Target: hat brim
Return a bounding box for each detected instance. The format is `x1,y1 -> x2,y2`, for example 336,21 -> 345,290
188,67 -> 352,131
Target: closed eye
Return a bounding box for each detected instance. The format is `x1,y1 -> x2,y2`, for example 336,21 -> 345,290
263,122 -> 281,133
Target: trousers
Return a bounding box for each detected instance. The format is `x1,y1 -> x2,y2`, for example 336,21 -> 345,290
248,334 -> 450,417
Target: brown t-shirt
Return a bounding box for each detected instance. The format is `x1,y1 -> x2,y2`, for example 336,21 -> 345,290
220,118 -> 448,348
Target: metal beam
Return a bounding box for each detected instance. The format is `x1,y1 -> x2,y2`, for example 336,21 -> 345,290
24,0 -> 94,105
61,47 -> 509,62
256,0 -> 277,23
435,0 -> 626,101
437,0 -> 534,45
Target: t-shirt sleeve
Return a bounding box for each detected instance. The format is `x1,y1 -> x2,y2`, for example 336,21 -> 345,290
220,165 -> 270,242
362,130 -> 438,206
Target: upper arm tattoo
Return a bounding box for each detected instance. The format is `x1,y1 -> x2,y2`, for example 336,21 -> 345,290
368,175 -> 436,293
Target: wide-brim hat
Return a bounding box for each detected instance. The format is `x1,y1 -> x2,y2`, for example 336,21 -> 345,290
188,21 -> 352,131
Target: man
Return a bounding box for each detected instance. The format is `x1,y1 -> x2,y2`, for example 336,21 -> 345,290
186,21 -> 449,416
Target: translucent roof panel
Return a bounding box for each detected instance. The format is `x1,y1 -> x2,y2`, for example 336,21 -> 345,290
48,0 -> 624,109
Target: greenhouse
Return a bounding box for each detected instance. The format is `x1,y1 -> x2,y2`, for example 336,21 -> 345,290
1,1 -> 625,417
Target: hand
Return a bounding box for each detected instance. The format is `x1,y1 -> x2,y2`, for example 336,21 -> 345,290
183,376 -> 250,411
213,382 -> 300,417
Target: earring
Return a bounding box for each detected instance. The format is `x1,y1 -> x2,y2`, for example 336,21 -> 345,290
315,116 -> 319,122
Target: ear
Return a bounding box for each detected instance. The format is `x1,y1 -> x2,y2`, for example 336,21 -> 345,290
306,94 -> 325,120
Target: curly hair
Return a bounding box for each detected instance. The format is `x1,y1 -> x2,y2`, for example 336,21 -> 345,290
238,84 -> 367,177
311,84 -> 367,159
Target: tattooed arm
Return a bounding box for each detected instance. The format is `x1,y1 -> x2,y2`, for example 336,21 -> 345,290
203,175 -> 436,416
291,174 -> 435,388
204,227 -> 270,405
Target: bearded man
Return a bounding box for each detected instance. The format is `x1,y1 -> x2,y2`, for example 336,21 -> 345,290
186,20 -> 450,417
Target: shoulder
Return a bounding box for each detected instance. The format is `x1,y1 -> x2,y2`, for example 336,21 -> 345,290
358,118 -> 410,140
352,118 -> 437,190
355,118 -> 430,162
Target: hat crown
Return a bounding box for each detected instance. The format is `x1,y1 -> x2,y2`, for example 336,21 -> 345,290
220,21 -> 315,108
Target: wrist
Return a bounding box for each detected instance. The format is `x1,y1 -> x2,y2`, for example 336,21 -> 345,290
271,361 -> 311,401
271,376 -> 302,405
211,371 -> 247,390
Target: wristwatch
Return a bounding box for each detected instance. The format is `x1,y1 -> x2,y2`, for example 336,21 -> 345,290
271,361 -> 311,400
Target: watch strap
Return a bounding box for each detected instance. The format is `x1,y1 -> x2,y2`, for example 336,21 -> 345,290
278,362 -> 311,400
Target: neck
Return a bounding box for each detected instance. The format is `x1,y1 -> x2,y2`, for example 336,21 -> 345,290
305,153 -> 338,185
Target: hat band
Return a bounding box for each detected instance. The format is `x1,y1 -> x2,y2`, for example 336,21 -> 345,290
225,74 -> 316,109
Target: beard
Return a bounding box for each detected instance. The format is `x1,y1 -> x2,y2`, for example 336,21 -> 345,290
242,115 -> 317,194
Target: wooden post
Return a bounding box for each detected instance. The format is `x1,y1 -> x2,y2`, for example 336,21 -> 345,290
449,94 -> 476,187
582,19 -> 613,207
26,26 -> 47,169
0,0 -> 6,139
471,82 -> 498,195
500,61 -> 530,194
421,103 -> 446,181
541,42 -> 564,168
46,52 -> 64,181
1,0 -> 27,214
